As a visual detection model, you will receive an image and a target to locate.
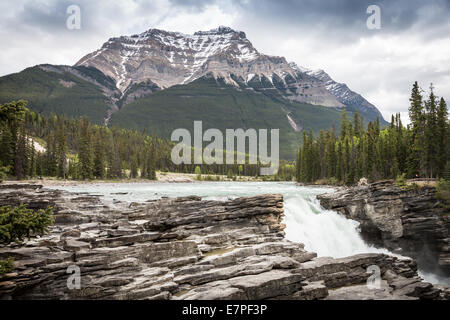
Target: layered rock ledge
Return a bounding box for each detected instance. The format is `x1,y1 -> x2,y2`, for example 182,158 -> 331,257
317,180 -> 450,278
0,183 -> 448,300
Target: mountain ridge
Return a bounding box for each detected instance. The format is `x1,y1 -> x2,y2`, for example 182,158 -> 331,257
75,26 -> 385,123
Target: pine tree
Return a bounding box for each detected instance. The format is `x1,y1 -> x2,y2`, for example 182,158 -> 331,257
436,98 -> 449,177
56,121 -> 67,179
0,101 -> 29,179
110,142 -> 122,179
45,132 -> 57,176
145,141 -> 156,180
28,141 -> 36,178
336,141 -> 343,182
326,128 -> 337,178
0,128 -> 13,169
93,133 -> 106,179
14,127 -> 27,180
340,109 -> 348,138
130,155 -> 138,179
295,149 -> 301,182
78,118 -> 94,180
353,111 -> 363,138
424,84 -> 438,178
407,82 -> 425,178
395,113 -> 407,174
36,152 -> 44,177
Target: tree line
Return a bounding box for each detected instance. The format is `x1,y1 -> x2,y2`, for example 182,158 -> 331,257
0,100 -> 285,181
296,82 -> 449,185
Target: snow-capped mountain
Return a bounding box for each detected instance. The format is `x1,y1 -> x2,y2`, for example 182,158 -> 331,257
0,26 -> 388,159
75,26 -> 383,120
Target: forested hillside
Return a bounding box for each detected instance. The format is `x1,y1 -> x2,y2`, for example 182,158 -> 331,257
0,66 -> 117,124
110,76 -> 344,159
0,100 -> 295,182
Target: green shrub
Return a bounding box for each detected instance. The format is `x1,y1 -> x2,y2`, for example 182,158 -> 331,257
0,205 -> 53,245
0,258 -> 14,277
194,166 -> 202,181
395,173 -> 407,188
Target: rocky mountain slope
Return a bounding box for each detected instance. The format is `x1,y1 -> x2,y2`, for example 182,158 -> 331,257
0,183 -> 448,300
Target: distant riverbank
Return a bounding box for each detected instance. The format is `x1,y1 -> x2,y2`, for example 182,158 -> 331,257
2,171 -> 268,187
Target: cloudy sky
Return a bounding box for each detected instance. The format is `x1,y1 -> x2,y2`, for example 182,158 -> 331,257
1,0 -> 450,123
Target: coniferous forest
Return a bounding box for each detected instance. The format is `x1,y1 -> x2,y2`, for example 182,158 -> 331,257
296,82 -> 449,185
0,101 -> 279,181
0,82 -> 448,184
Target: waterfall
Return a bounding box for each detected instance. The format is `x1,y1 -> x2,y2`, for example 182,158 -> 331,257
284,194 -> 388,258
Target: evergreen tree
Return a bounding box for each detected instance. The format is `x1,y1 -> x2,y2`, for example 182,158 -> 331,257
56,121 -> 67,179
296,149 -> 301,182
93,133 -> 106,179
353,111 -> 363,138
78,118 -> 94,180
0,101 -> 29,179
145,141 -> 156,180
109,141 -> 122,179
130,155 -> 138,179
36,152 -> 44,177
45,132 -> 57,176
340,109 -> 348,138
436,98 -> 449,177
0,128 -> 13,169
407,81 -> 425,177
14,127 -> 26,180
28,141 -> 36,178
424,85 -> 438,177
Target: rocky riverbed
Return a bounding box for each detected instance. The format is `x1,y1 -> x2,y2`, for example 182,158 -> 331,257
0,183 -> 448,300
317,180 -> 450,281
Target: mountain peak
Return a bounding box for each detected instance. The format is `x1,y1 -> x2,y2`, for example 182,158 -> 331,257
288,62 -> 311,73
194,26 -> 246,38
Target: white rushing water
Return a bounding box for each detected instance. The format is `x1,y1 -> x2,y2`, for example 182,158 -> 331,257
47,181 -> 447,285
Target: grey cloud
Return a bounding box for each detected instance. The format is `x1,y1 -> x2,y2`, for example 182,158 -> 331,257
0,0 -> 449,123
6,0 -> 450,42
